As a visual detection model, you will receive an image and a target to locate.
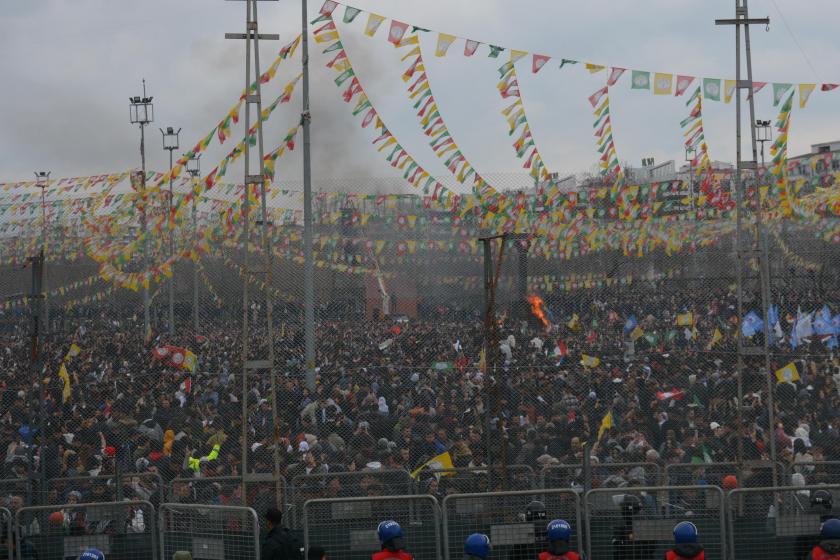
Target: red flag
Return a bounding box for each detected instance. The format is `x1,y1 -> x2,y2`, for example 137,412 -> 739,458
464,40 -> 480,57
656,389 -> 686,401
588,86 -> 609,108
674,75 -> 695,96
606,68 -> 626,87
532,54 -> 551,74
822,84 -> 839,91
387,20 -> 409,45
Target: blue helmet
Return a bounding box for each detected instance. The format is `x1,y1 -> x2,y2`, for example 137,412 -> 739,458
464,533 -> 490,559
822,518 -> 840,540
78,549 -> 105,560
547,519 -> 572,542
673,521 -> 698,544
377,520 -> 403,544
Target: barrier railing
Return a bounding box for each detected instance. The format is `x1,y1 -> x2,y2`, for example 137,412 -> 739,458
541,462 -> 661,489
167,476 -> 246,505
0,507 -> 10,560
442,488 -> 581,560
303,495 -> 441,560
290,470 -> 412,528
585,485 -> 725,560
159,502 -> 261,560
725,484 -> 840,560
664,461 -> 786,487
45,472 -> 164,506
415,465 -> 536,496
787,461 -> 840,485
14,500 -> 155,560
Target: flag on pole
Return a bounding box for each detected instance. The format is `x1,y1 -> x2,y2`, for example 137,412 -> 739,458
707,328 -> 723,350
676,312 -> 694,326
656,389 -> 686,401
581,354 -> 601,368
58,363 -> 72,403
598,411 -> 613,440
775,362 -> 800,384
410,451 -> 455,479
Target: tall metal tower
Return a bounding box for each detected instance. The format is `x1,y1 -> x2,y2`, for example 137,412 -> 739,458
715,1 -> 776,482
225,0 -> 282,506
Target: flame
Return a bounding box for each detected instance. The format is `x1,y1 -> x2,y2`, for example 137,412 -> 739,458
526,295 -> 550,330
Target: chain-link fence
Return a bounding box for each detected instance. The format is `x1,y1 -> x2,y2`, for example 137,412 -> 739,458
541,462 -> 662,489
303,495 -> 441,560
14,500 -> 155,560
725,484 -> 840,560
441,488 -> 581,560
0,507 -> 10,560
159,503 -> 261,560
585,485 -> 725,560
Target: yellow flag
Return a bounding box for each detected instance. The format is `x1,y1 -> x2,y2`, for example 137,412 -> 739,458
654,73 -> 673,95
567,313 -> 581,331
630,325 -> 644,341
585,63 -> 605,73
676,312 -> 694,326
58,363 -> 71,403
775,362 -> 800,384
410,451 -> 455,479
65,343 -> 81,360
581,354 -> 601,368
598,411 -> 613,440
435,33 -> 456,57
364,13 -> 386,37
183,350 -> 197,373
707,328 -> 723,350
799,83 -> 816,108
724,79 -> 736,103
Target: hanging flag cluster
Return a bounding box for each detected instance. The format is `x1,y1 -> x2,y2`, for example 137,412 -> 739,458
681,86 -> 732,212
589,86 -> 625,199
771,92 -> 795,217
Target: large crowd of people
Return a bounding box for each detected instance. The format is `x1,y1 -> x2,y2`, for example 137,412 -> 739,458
1,275 -> 840,521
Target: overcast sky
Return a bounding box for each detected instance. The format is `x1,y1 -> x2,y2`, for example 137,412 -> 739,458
1,0 -> 838,193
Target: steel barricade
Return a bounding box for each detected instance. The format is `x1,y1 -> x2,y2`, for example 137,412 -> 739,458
664,461 -> 786,487
0,507 -> 11,560
167,476 -> 245,505
442,489 -> 581,560
725,484 -> 840,560
541,462 -> 661,489
291,470 -> 412,529
303,495 -> 441,560
585,485 -> 725,560
159,503 -> 261,560
415,465 -> 536,496
45,473 -> 164,506
14,500 -> 156,560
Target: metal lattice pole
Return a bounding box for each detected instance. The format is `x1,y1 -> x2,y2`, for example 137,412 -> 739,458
302,0 -> 317,392
716,0 -> 775,482
225,0 -> 280,505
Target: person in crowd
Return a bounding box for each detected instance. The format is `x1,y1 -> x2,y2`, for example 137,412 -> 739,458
807,518 -> 840,560
463,533 -> 491,560
540,519 -> 579,560
261,507 -> 302,560
665,522 -> 704,560
373,520 -> 413,560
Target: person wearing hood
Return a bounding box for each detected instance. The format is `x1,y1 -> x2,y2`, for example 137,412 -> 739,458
665,522 -> 703,560
808,518 -> 840,560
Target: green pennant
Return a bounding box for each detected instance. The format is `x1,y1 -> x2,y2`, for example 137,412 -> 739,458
343,7 -> 361,23
488,45 -> 505,58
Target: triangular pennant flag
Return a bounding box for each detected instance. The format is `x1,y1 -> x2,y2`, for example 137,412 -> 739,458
631,70 -> 650,90
387,20 -> 409,45
586,63 -> 605,73
607,67 -> 626,86
343,6 -> 361,23
532,54 -> 550,74
319,0 -> 338,16
674,75 -> 695,96
746,81 -> 767,100
435,33 -> 456,57
488,45 -> 505,58
703,78 -> 721,101
799,83 -> 816,108
724,79 -> 736,103
364,13 -> 386,37
588,86 -> 609,108
510,49 -> 528,63
772,83 -> 793,106
654,72 -> 673,95
558,59 -> 578,69
822,83 -> 839,91
464,39 -> 480,57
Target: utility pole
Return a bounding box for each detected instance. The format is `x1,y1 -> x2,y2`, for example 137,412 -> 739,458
716,0 -> 776,484
186,155 -> 202,334
129,84 -> 154,341
34,172 -> 50,333
225,0 -> 281,507
301,0 -> 317,392
161,127 -> 181,337
27,251 -> 46,506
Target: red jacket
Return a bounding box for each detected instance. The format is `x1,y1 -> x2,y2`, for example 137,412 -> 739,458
372,550 -> 414,560
665,549 -> 704,560
539,551 -> 580,560
810,545 -> 840,560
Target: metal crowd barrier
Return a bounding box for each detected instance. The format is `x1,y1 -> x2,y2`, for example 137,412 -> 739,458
14,500 -> 155,560
541,462 -> 661,489
415,465 -> 536,495
290,470 -> 412,528
45,472 -> 164,506
725,484 -> 840,560
787,461 -> 840,485
159,503 -> 260,560
585,485 -> 726,560
303,495 -> 441,560
442,488 -> 581,560
0,507 -> 10,560
664,461 -> 786,487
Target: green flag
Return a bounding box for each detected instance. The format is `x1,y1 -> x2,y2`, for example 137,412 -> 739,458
631,70 -> 651,90
343,6 -> 361,23
488,45 -> 505,58
773,83 -> 793,106
703,78 -> 721,101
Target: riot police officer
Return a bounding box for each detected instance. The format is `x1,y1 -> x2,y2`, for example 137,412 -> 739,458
807,518 -> 840,560
664,522 -> 704,560
539,519 -> 580,560
373,520 -> 414,560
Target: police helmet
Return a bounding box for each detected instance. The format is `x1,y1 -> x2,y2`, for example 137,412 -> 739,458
822,518 -> 840,540
621,494 -> 642,515
78,550 -> 105,560
673,521 -> 698,544
547,519 -> 572,542
463,533 -> 490,560
377,520 -> 404,549
525,500 -> 547,521
813,489 -> 834,511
